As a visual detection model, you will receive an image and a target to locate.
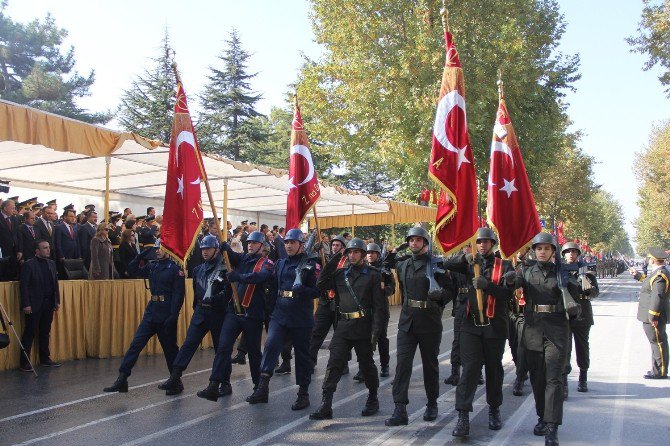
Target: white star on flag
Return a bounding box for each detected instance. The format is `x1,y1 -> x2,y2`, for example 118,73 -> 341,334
177,175 -> 184,198
500,178 -> 518,198
456,147 -> 471,171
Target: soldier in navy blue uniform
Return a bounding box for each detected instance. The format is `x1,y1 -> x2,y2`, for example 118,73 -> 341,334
197,231 -> 272,401
246,228 -> 319,410
103,239 -> 185,393
159,235 -> 229,396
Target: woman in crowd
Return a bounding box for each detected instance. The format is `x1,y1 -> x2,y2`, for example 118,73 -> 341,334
89,223 -> 114,280
118,229 -> 138,278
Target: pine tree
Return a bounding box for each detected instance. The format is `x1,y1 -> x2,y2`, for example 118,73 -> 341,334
198,29 -> 266,160
117,32 -> 176,142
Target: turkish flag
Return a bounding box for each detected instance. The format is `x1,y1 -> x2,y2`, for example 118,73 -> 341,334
486,94 -> 541,258
428,30 -> 478,255
285,97 -> 320,229
161,82 -> 205,266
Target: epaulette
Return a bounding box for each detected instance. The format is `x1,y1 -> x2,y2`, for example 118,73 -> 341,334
650,270 -> 670,294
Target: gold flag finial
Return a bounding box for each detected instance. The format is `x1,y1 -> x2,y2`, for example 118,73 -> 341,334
440,0 -> 449,32
497,68 -> 504,100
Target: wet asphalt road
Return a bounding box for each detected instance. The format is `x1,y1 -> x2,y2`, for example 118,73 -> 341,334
1,275 -> 669,445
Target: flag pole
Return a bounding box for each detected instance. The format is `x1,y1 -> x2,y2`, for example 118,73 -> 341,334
171,62 -> 243,315
312,207 -> 327,266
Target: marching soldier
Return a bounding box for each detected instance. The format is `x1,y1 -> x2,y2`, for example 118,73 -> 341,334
511,232 -> 574,446
385,227 -> 452,426
159,235 -> 229,396
562,242 -> 599,397
446,228 -> 514,437
103,240 -> 185,393
629,248 -> 669,379
309,238 -> 389,419
246,229 -> 319,410
510,247 -> 531,396
197,231 -> 273,401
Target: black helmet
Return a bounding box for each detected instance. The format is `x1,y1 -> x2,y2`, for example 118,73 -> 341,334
406,226 -> 430,245
561,242 -> 581,256
366,243 -> 382,254
285,228 -> 304,243
330,235 -> 346,247
247,231 -> 266,244
345,238 -> 367,254
475,227 -> 498,245
531,232 -> 557,250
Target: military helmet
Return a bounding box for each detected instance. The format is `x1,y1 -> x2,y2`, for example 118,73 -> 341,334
406,226 -> 430,245
330,235 -> 346,247
284,228 -> 304,243
247,231 -> 266,244
366,243 -> 382,254
561,242 -> 581,256
199,234 -> 219,249
345,238 -> 367,254
531,232 -> 557,250
475,227 -> 498,245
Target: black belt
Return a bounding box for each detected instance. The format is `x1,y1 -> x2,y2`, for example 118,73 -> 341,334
199,302 -> 213,308
458,287 -> 470,294
533,304 -> 559,313
339,310 -> 367,320
151,295 -> 165,302
280,290 -> 294,298
407,299 -> 438,309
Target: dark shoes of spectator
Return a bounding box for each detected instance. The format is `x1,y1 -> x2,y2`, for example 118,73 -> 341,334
41,359 -> 61,367
19,364 -> 33,372
231,352 -> 246,365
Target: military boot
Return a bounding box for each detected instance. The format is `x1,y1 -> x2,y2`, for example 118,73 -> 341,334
562,375 -> 568,400
385,403 -> 408,426
246,374 -> 270,404
292,385 -> 310,410
545,422 -> 559,446
423,400 -> 438,421
164,369 -> 184,396
512,376 -> 524,396
478,371 -> 485,385
103,373 -> 128,393
444,364 -> 460,385
361,388 -> 379,416
452,410 -> 470,437
309,391 -> 334,420
380,365 -> 390,377
353,370 -> 364,382
577,369 -> 588,392
218,381 -> 232,396
488,406 -> 502,430
534,418 -> 548,436
197,380 -> 221,402
341,364 -> 349,375
274,360 -> 291,375
231,351 -> 246,365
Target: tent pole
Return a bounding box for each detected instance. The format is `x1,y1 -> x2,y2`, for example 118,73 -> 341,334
104,156 -> 111,223
222,178 -> 229,242
351,205 -> 355,237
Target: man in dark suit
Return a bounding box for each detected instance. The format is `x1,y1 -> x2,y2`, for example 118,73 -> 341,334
18,211 -> 38,262
78,210 -> 97,269
0,199 -> 20,281
19,239 -> 61,371
54,209 -> 81,277
34,206 -> 57,259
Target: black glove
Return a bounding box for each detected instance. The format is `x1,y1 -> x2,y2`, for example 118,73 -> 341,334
371,333 -> 378,351
292,283 -> 308,296
313,242 -> 323,251
396,242 -> 409,252
464,253 -> 474,264
473,276 -> 490,290
227,271 -> 241,283
503,271 -> 517,286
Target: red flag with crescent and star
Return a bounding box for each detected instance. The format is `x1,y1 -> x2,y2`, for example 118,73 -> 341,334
428,30 -> 478,255
285,97 -> 321,229
486,91 -> 541,258
161,81 -> 205,266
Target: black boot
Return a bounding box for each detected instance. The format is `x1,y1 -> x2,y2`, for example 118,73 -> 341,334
488,406 -> 502,430
218,381 -> 232,397
512,376 -> 524,396
197,380 -> 221,402
103,373 -> 128,393
341,364 -> 349,375
380,365 -> 390,377
452,410 -> 470,437
577,369 -> 588,392
444,364 -> 460,385
385,403 -> 408,426
275,361 -> 291,375
309,391 -> 333,420
534,418 -> 548,436
562,375 -> 568,400
231,351 -> 246,365
164,369 -> 184,396
353,370 -> 364,382
545,422 -> 559,446
423,401 -> 438,421
247,374 -> 270,404
478,371 -> 485,385
361,389 -> 379,416
292,385 -> 310,410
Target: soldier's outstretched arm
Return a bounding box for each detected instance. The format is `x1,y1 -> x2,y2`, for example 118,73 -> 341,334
316,252 -> 342,292
442,252 -> 469,274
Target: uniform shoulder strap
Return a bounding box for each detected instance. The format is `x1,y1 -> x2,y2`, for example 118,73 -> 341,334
650,270 -> 670,295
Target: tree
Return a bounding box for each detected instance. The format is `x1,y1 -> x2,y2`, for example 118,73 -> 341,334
117,32 -> 176,143
0,2 -> 108,123
198,29 -> 266,160
628,0 -> 670,97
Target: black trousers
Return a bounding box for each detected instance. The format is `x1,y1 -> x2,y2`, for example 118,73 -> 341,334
20,302 -> 54,365
119,319 -> 178,376
377,327 -> 390,368
564,324 -> 591,375
509,313 -> 528,379
455,330 -> 506,411
643,322 -> 668,377
450,315 -> 462,367
322,331 -> 378,393
526,337 -> 565,424
308,303 -> 336,366
392,329 -> 441,404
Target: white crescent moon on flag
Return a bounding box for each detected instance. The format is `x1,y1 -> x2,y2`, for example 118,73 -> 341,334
288,144 -> 315,189
175,131 -> 196,166
433,90 -> 467,153
491,140 -> 515,167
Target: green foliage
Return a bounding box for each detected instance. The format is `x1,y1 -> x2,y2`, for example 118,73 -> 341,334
117,32 -> 176,143
198,29 -> 267,160
0,3 -> 109,123
628,0 -> 670,97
